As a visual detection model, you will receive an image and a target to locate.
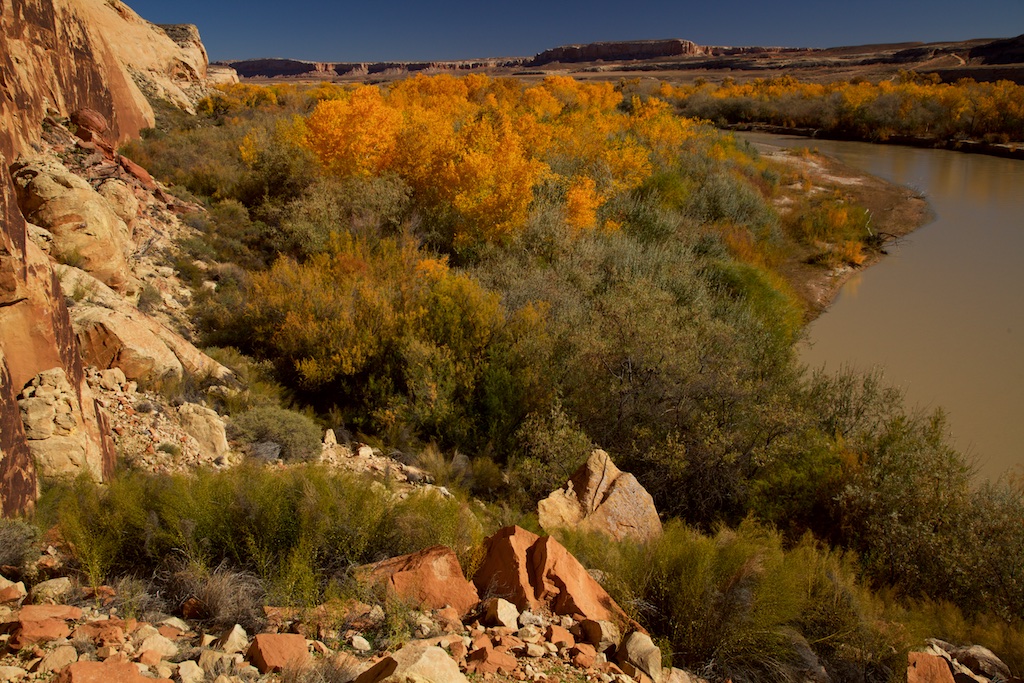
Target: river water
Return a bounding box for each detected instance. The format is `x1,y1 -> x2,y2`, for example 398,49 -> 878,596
741,133 -> 1024,481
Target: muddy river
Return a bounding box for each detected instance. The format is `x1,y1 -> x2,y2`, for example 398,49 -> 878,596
743,133 -> 1024,480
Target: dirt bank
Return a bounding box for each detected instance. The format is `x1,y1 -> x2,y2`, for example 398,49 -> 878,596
748,138 -> 932,321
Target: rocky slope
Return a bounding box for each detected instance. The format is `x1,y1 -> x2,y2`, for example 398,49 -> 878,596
0,524 -> 1016,683
0,0 -> 235,514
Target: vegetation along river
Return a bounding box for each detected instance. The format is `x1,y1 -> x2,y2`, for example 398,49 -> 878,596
742,132 -> 1024,481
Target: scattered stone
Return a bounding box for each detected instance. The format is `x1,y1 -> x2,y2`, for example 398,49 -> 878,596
30,577 -> 74,604
0,576 -> 28,606
158,618 -> 190,633
482,598 -> 520,630
351,635 -> 371,652
570,643 -> 597,669
546,625 -> 575,650
38,644 -> 79,673
246,633 -> 310,674
467,646 -> 519,676
356,643 -> 468,683
176,403 -> 230,461
0,667 -> 27,683
214,624 -> 248,654
139,634 -> 177,660
57,660 -> 172,683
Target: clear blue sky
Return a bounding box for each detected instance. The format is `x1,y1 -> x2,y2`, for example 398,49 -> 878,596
125,0 -> 1024,62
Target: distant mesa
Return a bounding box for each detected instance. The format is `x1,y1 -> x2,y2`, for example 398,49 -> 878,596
219,33 -> 1024,84
530,38 -> 704,64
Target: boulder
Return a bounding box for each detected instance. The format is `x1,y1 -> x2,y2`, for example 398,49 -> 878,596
357,643 -> 467,683
473,526 -> 544,611
473,526 -> 633,626
70,109 -> 109,139
37,644 -> 79,673
385,643 -> 468,683
58,265 -> 230,384
948,645 -> 1012,681
29,577 -> 73,604
908,652 -> 955,683
538,450 -> 662,543
176,403 -> 229,460
532,535 -> 629,622
11,157 -> 132,292
359,546 -> 479,616
73,306 -> 184,383
246,633 -> 309,674
56,661 -> 172,683
617,632 -> 663,683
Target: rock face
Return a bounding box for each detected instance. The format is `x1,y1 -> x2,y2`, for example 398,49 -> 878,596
11,157 -> 132,291
360,546 -> 480,616
538,450 -> 662,543
0,0 -> 218,514
473,526 -> 632,625
58,265 -> 230,384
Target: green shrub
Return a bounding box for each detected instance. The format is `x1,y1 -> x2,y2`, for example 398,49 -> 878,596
41,465 -> 492,607
230,406 -> 322,461
560,521 -> 908,683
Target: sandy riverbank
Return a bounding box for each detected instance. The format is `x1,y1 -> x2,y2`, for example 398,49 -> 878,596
745,136 -> 932,321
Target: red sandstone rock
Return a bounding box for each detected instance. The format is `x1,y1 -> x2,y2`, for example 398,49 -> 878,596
360,546 -> 479,616
19,605 -> 83,621
473,526 -> 632,626
532,535 -> 629,622
117,156 -> 157,191
12,618 -> 70,647
571,643 -> 597,669
467,646 -> 519,675
908,652 -> 955,683
546,624 -> 575,649
57,660 -> 172,683
71,109 -> 109,138
473,526 -> 543,610
246,633 -> 310,673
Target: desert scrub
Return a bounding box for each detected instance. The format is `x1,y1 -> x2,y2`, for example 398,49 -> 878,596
40,465 -> 492,605
559,521 -> 908,683
230,406 -> 322,461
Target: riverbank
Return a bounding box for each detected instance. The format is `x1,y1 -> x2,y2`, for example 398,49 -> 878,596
731,123 -> 1024,161
742,133 -> 933,320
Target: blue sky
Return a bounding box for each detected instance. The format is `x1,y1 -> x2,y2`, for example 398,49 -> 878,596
126,0 -> 1024,62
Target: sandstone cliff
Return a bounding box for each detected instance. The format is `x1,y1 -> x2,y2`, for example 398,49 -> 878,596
0,0 -> 228,515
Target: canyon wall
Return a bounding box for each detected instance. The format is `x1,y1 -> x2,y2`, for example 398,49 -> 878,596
0,0 -> 215,514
